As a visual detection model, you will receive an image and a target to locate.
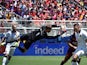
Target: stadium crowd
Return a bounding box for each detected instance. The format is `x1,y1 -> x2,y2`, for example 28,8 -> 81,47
0,0 -> 87,20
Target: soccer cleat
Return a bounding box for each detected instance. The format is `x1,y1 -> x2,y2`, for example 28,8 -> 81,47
60,61 -> 64,65
60,63 -> 64,65
77,58 -> 81,64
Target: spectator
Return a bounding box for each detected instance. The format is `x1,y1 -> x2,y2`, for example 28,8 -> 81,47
6,12 -> 11,19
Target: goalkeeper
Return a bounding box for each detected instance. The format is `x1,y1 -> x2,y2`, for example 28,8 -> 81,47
18,25 -> 66,53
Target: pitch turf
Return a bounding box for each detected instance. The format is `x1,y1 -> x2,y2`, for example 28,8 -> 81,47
0,56 -> 87,65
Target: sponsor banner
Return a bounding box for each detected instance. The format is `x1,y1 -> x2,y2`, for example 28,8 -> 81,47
0,36 -> 70,56
14,41 -> 69,56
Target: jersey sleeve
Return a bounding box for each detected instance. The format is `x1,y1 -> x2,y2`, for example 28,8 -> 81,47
82,30 -> 87,39
17,32 -> 21,38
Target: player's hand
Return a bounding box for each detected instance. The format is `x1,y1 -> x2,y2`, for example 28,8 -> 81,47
23,40 -> 26,44
14,41 -> 20,47
73,46 -> 77,49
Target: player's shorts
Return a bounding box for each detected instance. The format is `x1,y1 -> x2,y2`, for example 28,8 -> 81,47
4,43 -> 16,56
73,47 -> 86,57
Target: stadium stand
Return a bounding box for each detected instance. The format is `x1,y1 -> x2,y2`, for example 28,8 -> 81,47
0,0 -> 87,20
0,0 -> 87,33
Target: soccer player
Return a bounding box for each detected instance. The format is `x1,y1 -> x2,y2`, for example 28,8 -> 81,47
0,24 -> 20,65
18,25 -> 66,53
60,32 -> 81,65
71,23 -> 87,65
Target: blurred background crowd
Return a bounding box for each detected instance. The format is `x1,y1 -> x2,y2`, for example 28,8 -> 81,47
0,0 -> 87,31
0,0 -> 87,20
0,0 -> 86,36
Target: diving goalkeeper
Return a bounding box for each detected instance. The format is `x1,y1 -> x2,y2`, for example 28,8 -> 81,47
18,25 -> 66,53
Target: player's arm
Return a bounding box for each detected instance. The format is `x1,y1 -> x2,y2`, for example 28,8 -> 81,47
13,32 -> 21,47
85,38 -> 87,46
85,39 -> 87,44
85,31 -> 87,43
0,37 -> 6,46
85,39 -> 87,47
68,42 -> 77,49
45,32 -> 65,39
83,30 -> 87,45
44,26 -> 66,39
68,33 -> 77,49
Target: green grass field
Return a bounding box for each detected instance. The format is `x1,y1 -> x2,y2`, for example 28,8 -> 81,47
0,56 -> 87,65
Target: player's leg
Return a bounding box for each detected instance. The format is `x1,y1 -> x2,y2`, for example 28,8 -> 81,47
72,49 -> 84,65
18,33 -> 29,52
2,43 -> 16,65
77,57 -> 81,64
8,46 -> 16,61
60,53 -> 72,65
18,30 -> 41,53
72,54 -> 79,65
2,43 -> 11,65
18,40 -> 32,53
60,48 -> 74,65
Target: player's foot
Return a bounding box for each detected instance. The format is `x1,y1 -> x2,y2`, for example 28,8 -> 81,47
77,58 -> 81,64
60,62 -> 64,65
60,63 -> 63,65
18,47 -> 27,53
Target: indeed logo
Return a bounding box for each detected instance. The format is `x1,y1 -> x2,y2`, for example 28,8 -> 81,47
34,45 -> 64,55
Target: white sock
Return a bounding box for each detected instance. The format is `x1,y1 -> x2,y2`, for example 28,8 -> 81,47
2,57 -> 9,65
72,61 -> 79,65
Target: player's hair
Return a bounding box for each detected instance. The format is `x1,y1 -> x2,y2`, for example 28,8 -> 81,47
73,23 -> 79,27
41,26 -> 51,31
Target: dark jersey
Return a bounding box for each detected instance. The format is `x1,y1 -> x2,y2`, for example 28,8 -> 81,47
20,28 -> 64,49
66,33 -> 78,54
20,28 -> 62,43
19,25 -> 66,50
20,29 -> 45,49
69,33 -> 77,47
20,29 -> 47,42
